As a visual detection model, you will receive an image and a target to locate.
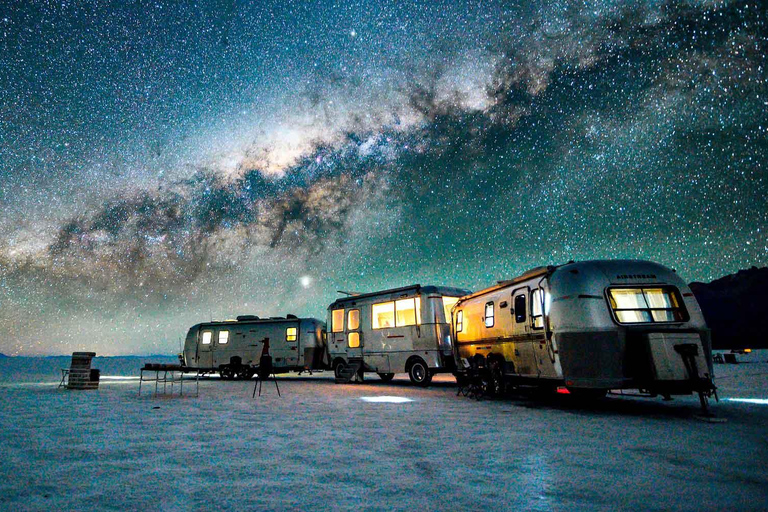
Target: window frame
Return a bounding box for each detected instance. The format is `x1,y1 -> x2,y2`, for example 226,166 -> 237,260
218,330 -> 230,344
201,331 -> 213,345
606,286 -> 689,325
286,327 -> 297,342
348,331 -> 361,348
372,297 -> 421,329
347,309 -> 360,331
530,289 -> 544,330
484,302 -> 495,328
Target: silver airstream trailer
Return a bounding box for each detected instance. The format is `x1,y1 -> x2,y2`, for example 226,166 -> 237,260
452,260 -> 716,405
181,315 -> 327,379
327,284 -> 471,385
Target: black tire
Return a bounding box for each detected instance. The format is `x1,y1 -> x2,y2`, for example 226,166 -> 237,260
378,372 -> 395,382
219,366 -> 234,380
333,360 -> 346,379
408,359 -> 432,386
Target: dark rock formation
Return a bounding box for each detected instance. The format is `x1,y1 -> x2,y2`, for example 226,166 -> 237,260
690,266 -> 768,350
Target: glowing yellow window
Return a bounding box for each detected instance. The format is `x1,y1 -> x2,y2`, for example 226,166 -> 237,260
372,301 -> 395,329
286,327 -> 297,342
395,297 -> 420,327
442,297 -> 459,324
348,332 -> 360,348
348,309 -> 360,330
201,331 -> 212,345
332,309 -> 344,333
218,331 -> 229,344
456,310 -> 464,332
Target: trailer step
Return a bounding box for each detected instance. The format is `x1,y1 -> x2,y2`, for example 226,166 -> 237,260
335,359 -> 363,384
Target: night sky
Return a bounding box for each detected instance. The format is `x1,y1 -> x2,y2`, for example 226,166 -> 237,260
1,1 -> 766,355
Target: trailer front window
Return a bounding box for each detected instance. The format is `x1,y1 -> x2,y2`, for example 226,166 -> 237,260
531,289 -> 544,329
608,287 -> 688,324
332,309 -> 344,333
201,331 -> 212,345
442,297 -> 459,323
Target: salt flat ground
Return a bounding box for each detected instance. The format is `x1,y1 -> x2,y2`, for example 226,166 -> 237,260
1,356 -> 767,511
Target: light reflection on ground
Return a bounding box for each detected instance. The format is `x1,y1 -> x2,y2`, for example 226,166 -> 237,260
359,396 -> 413,403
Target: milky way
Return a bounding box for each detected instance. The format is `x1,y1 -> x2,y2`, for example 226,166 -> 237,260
1,0 -> 766,355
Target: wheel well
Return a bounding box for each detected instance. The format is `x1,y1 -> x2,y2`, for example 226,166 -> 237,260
332,357 -> 346,368
405,356 -> 427,372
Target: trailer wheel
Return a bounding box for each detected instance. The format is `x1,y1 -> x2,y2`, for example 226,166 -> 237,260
408,359 -> 432,386
378,373 -> 395,382
219,366 -> 234,380
333,359 -> 346,379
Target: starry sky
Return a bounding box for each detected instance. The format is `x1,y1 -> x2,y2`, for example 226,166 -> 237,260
1,0 -> 766,355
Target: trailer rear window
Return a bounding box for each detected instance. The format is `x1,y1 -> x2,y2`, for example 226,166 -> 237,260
531,289 -> 544,329
608,287 -> 688,324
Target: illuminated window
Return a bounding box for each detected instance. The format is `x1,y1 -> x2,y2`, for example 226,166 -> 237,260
332,309 -> 344,333
608,287 -> 688,324
514,294 -> 526,323
484,302 -> 494,327
372,301 -> 395,329
442,297 -> 459,323
201,331 -> 212,345
531,289 -> 544,329
286,327 -> 297,341
218,330 -> 229,344
348,332 -> 360,348
348,309 -> 360,330
456,310 -> 464,332
396,298 -> 421,327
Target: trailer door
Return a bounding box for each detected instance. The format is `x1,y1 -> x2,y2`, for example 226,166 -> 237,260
198,329 -> 214,368
346,309 -> 363,359
285,323 -> 299,367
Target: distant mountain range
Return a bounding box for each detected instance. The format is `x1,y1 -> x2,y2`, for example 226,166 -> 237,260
690,266 -> 768,350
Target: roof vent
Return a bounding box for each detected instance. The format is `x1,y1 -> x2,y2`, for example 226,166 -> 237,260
286,314 -> 298,319
236,315 -> 259,321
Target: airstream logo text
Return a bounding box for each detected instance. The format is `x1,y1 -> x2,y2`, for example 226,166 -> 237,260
616,274 -> 656,279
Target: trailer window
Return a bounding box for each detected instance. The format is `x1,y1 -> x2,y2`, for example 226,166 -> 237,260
442,297 -> 460,323
348,309 -> 360,330
372,302 -> 395,329
514,295 -> 526,323
608,287 -> 688,324
396,297 -> 421,327
456,310 -> 464,332
332,309 -> 344,333
201,331 -> 212,345
286,327 -> 297,342
531,289 -> 544,329
348,332 -> 360,348
484,302 -> 495,327
218,330 -> 229,344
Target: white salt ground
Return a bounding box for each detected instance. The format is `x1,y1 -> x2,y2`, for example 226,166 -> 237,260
1,355 -> 767,511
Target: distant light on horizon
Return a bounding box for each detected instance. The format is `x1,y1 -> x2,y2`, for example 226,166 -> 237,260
726,398 -> 768,405
360,396 -> 413,403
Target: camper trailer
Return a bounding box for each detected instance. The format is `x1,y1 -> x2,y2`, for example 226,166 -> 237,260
327,284 -> 471,385
452,260 -> 716,402
181,315 -> 327,379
